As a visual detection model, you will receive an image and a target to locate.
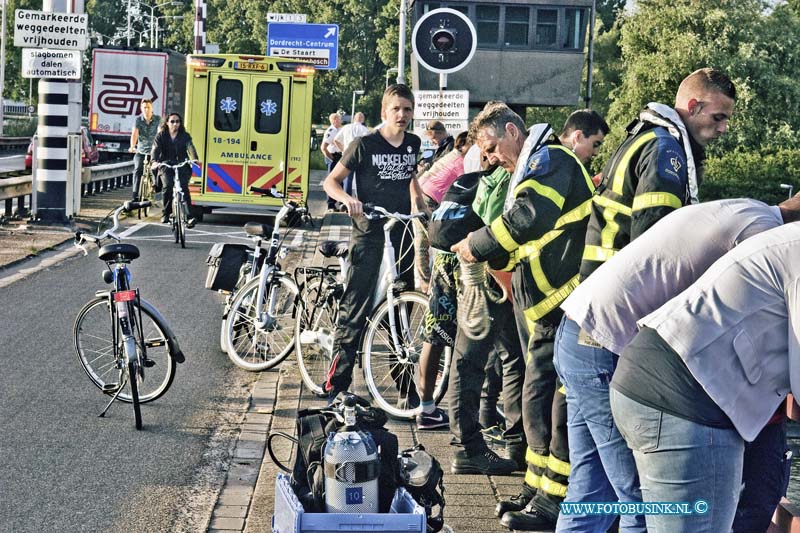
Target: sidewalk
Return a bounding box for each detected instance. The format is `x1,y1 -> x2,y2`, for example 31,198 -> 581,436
207,213 -> 525,533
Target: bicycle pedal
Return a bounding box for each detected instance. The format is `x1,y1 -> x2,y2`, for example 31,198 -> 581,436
142,359 -> 156,368
102,382 -> 120,392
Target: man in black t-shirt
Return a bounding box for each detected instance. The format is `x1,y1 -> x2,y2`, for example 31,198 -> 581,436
321,84 -> 428,399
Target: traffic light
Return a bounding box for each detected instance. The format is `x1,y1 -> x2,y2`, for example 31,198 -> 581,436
412,8 -> 476,74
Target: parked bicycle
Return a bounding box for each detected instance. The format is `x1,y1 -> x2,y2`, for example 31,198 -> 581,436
73,201 -> 186,430
134,150 -> 155,219
153,159 -> 194,248
294,204 -> 451,420
222,186 -> 311,371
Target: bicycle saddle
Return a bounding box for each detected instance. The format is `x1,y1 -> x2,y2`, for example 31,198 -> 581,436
244,222 -> 270,237
318,240 -> 349,259
98,243 -> 140,262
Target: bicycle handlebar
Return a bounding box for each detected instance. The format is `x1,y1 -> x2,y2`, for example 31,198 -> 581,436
74,201 -> 151,254
362,203 -> 427,222
249,185 -> 313,226
152,159 -> 195,170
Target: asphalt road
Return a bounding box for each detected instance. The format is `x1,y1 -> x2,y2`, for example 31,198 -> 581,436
0,182 -> 327,532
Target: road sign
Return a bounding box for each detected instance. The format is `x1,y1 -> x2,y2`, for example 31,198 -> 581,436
412,8 -> 476,74
413,119 -> 468,151
413,90 -> 469,121
14,10 -> 89,51
267,23 -> 339,70
267,13 -> 307,23
21,49 -> 81,79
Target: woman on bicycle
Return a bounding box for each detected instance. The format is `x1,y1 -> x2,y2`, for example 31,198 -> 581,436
151,112 -> 199,226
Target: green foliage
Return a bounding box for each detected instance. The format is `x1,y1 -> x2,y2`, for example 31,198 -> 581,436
702,148 -> 800,204
4,117 -> 37,137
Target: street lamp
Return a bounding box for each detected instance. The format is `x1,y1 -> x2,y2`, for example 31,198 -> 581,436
127,0 -> 181,48
351,90 -> 365,122
155,15 -> 184,48
385,68 -> 398,88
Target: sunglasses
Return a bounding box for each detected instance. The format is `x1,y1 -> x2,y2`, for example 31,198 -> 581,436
168,120 -> 181,124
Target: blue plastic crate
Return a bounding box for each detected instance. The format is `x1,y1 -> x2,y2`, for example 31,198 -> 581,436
272,473 -> 426,533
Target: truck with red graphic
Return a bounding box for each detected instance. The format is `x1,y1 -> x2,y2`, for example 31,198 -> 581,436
89,48 -> 185,158
184,54 -> 315,219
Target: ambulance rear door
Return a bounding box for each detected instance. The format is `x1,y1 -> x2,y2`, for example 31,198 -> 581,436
203,70 -> 290,204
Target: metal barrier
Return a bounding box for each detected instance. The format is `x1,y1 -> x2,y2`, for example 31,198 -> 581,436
0,137 -> 30,152
0,161 -> 134,218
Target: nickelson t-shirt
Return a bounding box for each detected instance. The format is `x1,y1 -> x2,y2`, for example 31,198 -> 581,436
341,130 -> 421,240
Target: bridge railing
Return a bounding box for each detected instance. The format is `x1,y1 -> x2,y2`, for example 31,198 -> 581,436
0,161 -> 134,218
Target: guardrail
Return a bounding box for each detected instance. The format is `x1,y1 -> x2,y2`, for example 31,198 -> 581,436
0,137 -> 30,153
0,161 -> 134,218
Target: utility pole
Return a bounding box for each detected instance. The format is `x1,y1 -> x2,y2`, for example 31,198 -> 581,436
0,0 -> 6,136
397,0 -> 406,84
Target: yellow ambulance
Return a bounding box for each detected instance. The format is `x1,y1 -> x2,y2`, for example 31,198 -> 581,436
184,54 -> 315,218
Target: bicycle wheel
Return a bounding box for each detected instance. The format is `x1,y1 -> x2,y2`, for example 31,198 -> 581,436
362,291 -> 449,419
74,297 -> 176,403
173,197 -> 185,248
224,274 -> 298,371
295,276 -> 338,396
138,176 -> 152,219
128,361 -> 143,429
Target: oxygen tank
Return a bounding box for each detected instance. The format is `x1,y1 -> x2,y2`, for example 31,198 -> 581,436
323,430 -> 380,513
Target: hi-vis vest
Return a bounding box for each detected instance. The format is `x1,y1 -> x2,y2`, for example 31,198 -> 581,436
490,145 -> 594,324
580,125 -> 690,281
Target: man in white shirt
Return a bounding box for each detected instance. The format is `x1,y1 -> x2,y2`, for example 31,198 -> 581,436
608,218 -> 800,532
332,112 -> 370,202
321,113 -> 342,210
556,197 -> 800,532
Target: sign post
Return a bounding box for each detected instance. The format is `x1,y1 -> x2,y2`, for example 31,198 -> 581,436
267,23 -> 339,70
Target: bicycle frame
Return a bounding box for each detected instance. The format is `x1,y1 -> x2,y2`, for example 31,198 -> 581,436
253,201 -> 295,330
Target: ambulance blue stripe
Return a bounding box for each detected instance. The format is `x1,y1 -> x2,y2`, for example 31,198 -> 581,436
208,164 -> 241,193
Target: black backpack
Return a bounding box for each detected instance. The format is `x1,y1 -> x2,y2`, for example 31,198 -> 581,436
399,444 -> 446,532
428,170 -> 486,251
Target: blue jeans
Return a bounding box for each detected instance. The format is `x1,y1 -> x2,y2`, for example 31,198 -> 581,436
610,388 -> 744,533
553,317 -> 645,533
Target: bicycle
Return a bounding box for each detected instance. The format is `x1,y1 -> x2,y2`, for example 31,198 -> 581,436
153,159 -> 193,248
295,204 -> 451,420
222,186 -> 311,371
73,201 -> 186,430
134,150 -> 155,219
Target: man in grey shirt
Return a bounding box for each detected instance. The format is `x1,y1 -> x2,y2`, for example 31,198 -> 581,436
128,99 -> 161,201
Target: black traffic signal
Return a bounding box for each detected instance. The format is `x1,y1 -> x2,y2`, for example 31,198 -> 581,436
412,8 -> 476,74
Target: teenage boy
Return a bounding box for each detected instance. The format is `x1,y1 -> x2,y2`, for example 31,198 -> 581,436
322,84 -> 429,399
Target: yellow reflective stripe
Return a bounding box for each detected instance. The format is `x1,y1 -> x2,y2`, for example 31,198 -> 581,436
518,229 -> 563,259
610,131 -> 657,195
547,455 -> 571,477
592,194 -> 632,216
515,180 -> 565,210
582,244 -> 617,263
558,385 -> 566,395
524,275 -> 580,321
491,216 -> 519,253
524,470 -> 541,489
526,448 -> 548,468
540,476 -> 568,498
530,255 -> 554,294
555,198 -> 592,229
632,191 -> 682,212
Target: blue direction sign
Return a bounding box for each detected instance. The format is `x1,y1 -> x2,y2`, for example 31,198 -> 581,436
267,23 -> 339,70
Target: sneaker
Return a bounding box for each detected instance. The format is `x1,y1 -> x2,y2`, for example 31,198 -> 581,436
481,425 -> 507,448
450,448 -> 518,475
186,217 -> 197,228
416,407 -> 449,430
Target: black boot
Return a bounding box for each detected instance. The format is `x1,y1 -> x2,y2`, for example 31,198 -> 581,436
495,485 -> 535,517
451,448 -> 518,475
500,505 -> 557,531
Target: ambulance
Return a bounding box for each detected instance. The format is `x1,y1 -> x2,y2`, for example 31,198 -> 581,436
184,54 -> 315,219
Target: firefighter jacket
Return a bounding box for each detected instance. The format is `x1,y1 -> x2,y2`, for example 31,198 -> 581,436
579,108 -> 704,280
469,142 -> 595,326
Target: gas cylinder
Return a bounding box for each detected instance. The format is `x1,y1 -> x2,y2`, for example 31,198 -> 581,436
323,430 -> 380,513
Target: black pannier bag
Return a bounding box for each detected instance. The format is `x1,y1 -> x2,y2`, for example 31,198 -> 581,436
427,170 -> 485,252
204,243 -> 251,291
